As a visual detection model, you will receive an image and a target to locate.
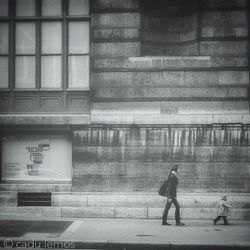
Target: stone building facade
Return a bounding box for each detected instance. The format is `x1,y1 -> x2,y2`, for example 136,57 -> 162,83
0,0 -> 250,220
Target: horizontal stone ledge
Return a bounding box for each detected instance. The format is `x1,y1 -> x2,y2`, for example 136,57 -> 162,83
142,15 -> 197,31
72,157 -> 231,166
92,87 -> 248,99
92,70 -> 249,85
42,207 -> 62,217
201,27 -> 248,38
62,206 -> 115,218
92,101 -> 161,115
0,183 -> 72,192
0,206 -> 249,220
72,180 -> 249,191
3,192 -> 250,205
91,42 -> 141,56
92,56 -> 248,70
211,56 -> 248,67
91,114 -> 250,125
92,100 -> 249,115
0,192 -> 17,207
52,195 -> 88,207
201,11 -> 247,26
142,30 -> 197,43
201,0 -> 247,8
73,170 -> 250,179
73,133 -> 250,147
73,147 -> 250,164
0,207 -> 43,217
73,175 -> 250,185
142,43 -> 199,56
50,193 -> 250,209
93,0 -> 139,10
1,114 -> 249,126
92,56 -> 212,69
92,13 -> 140,28
92,28 -> 140,40
199,41 -> 248,55
0,114 -> 90,125
0,206 -> 62,218
89,196 -> 250,208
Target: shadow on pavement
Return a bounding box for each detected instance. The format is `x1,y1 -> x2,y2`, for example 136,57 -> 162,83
0,220 -> 72,237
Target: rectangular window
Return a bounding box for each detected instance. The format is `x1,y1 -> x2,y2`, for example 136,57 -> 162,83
0,0 -> 90,91
68,55 -> 89,88
15,56 -> 36,88
0,0 -> 8,16
0,57 -> 8,88
68,0 -> 89,15
0,23 -> 8,53
42,0 -> 62,16
0,23 -> 8,88
41,56 -> 62,88
15,23 -> 36,88
41,22 -> 62,54
1,135 -> 72,182
16,23 -> 36,54
41,22 -> 62,88
68,21 -> 89,89
68,21 -> 89,54
16,0 -> 36,17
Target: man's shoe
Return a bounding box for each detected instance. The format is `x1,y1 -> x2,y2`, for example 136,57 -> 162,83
213,219 -> 216,225
162,221 -> 171,226
176,222 -> 185,226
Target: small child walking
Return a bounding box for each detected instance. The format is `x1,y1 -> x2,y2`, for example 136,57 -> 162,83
213,195 -> 232,225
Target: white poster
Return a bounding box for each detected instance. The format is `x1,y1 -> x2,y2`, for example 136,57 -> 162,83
1,135 -> 72,181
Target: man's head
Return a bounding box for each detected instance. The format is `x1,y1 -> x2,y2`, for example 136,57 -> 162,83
172,164 -> 179,172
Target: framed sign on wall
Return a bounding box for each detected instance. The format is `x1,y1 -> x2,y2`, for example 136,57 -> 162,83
1,134 -> 72,182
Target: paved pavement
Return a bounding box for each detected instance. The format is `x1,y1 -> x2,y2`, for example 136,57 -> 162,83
0,217 -> 249,249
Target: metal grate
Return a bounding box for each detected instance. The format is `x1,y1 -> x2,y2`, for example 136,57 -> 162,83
18,192 -> 51,206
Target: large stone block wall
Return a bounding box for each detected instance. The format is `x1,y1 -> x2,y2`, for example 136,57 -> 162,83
141,0 -> 199,56
72,125 -> 250,193
91,0 -> 140,56
140,0 -> 248,56
91,0 -> 249,119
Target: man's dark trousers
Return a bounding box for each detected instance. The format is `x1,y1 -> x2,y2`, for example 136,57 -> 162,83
162,197 -> 180,223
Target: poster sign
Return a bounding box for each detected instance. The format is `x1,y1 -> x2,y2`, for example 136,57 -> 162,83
1,135 -> 72,181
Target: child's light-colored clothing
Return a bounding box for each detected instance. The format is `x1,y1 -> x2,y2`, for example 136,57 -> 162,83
218,200 -> 232,216
213,197 -> 232,225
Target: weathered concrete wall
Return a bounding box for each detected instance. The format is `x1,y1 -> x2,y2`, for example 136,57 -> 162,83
72,125 -> 250,193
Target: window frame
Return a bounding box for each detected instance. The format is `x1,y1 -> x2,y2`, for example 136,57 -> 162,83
0,0 -> 91,92
67,20 -> 90,90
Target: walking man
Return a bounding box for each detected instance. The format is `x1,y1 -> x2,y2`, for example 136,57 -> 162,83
162,164 -> 185,226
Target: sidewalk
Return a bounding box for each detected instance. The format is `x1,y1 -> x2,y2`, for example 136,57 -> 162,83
0,217 -> 249,249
